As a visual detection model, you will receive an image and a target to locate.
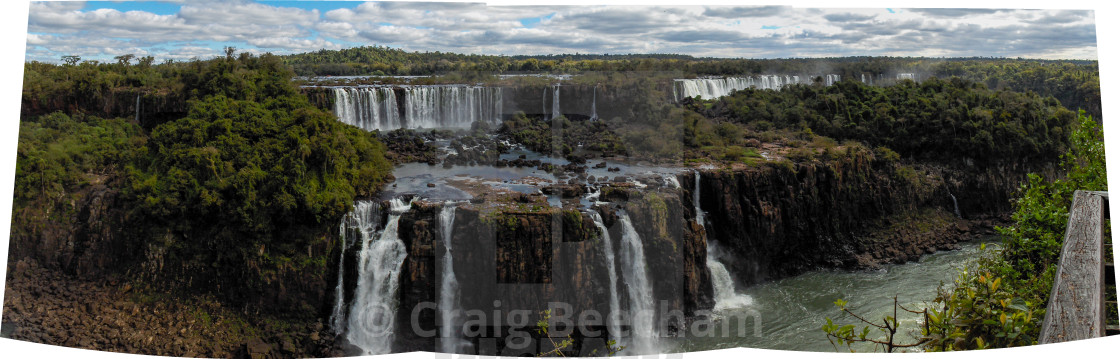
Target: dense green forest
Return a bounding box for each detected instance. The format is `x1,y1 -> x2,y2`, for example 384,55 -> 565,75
682,78 -> 1077,165
15,52 -> 394,308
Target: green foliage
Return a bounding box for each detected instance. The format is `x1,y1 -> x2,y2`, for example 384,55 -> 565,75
535,309 -> 623,357
924,111 -> 1106,351
822,297 -> 929,352
14,112 -> 146,205
924,266 -> 1041,350
123,54 -> 393,298
500,112 -> 626,159
17,52 -> 396,309
686,77 -> 1077,165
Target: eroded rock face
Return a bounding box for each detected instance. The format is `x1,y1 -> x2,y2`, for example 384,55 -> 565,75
691,153 -> 1019,288
7,181 -> 136,280
381,190 -> 717,352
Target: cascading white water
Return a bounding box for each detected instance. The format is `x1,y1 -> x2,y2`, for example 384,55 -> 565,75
662,174 -> 680,189
693,171 -> 752,312
346,198 -> 413,355
333,87 -> 400,131
950,193 -> 961,219
332,200 -> 383,334
590,212 -> 622,349
673,75 -> 840,100
590,86 -> 598,121
332,86 -> 501,131
542,87 -> 548,120
552,84 -> 561,120
706,243 -> 753,312
617,212 -> 658,354
437,204 -> 470,353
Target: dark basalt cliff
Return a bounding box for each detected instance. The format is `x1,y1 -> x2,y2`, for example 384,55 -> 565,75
7,148 -> 1032,357
686,151 -> 1023,288
382,196 -> 710,353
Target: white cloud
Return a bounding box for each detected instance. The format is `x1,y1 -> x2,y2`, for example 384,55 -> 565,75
21,1 -> 1099,63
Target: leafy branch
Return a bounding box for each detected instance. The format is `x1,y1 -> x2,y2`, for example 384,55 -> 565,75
535,309 -> 623,357
822,296 -> 931,352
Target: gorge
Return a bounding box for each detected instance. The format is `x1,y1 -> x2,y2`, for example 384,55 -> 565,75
5,54 -> 1090,357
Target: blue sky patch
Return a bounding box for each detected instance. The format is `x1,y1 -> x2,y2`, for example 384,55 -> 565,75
260,1 -> 357,15
519,13 -> 556,28
762,25 -> 781,30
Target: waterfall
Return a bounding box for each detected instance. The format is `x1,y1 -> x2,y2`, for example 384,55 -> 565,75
590,212 -> 622,349
346,198 -> 413,355
692,171 -> 705,226
673,75 -> 840,100
331,86 -> 501,131
706,242 -> 753,312
950,193 -> 961,219
617,212 -> 658,354
694,171 -> 752,311
332,201 -> 383,334
590,86 -> 598,121
438,204 -> 470,353
134,93 -> 141,123
551,84 -> 561,120
542,87 -> 548,120
662,174 -> 680,189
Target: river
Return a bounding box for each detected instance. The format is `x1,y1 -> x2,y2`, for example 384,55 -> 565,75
669,239 -> 997,353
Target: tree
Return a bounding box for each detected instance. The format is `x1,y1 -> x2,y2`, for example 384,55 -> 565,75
115,53 -> 135,66
61,55 -> 80,66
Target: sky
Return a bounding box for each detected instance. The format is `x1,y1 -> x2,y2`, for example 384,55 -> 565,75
22,1 -> 1099,63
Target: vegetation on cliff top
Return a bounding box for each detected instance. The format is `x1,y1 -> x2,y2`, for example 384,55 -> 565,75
922,111 -> 1106,351
14,51 -> 394,309
822,111 -> 1106,351
684,77 -> 1076,165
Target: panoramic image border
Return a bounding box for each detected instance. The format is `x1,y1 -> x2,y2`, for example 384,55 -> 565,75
1,0 -> 1118,358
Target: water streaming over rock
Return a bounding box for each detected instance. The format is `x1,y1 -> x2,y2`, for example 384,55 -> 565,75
332,201 -> 383,334
950,193 -> 961,219
617,211 -> 659,354
590,85 -> 598,121
437,204 -> 470,353
673,75 -> 839,100
332,86 -> 502,131
552,83 -> 561,120
590,212 -> 622,348
692,171 -> 705,226
346,198 -> 413,355
694,171 -> 752,311
706,243 -> 753,311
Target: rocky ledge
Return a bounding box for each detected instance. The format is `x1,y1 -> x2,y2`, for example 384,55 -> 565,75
2,258 -> 334,358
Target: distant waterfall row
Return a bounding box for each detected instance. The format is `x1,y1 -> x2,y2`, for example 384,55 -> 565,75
673,74 -> 840,100
332,86 -> 502,131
